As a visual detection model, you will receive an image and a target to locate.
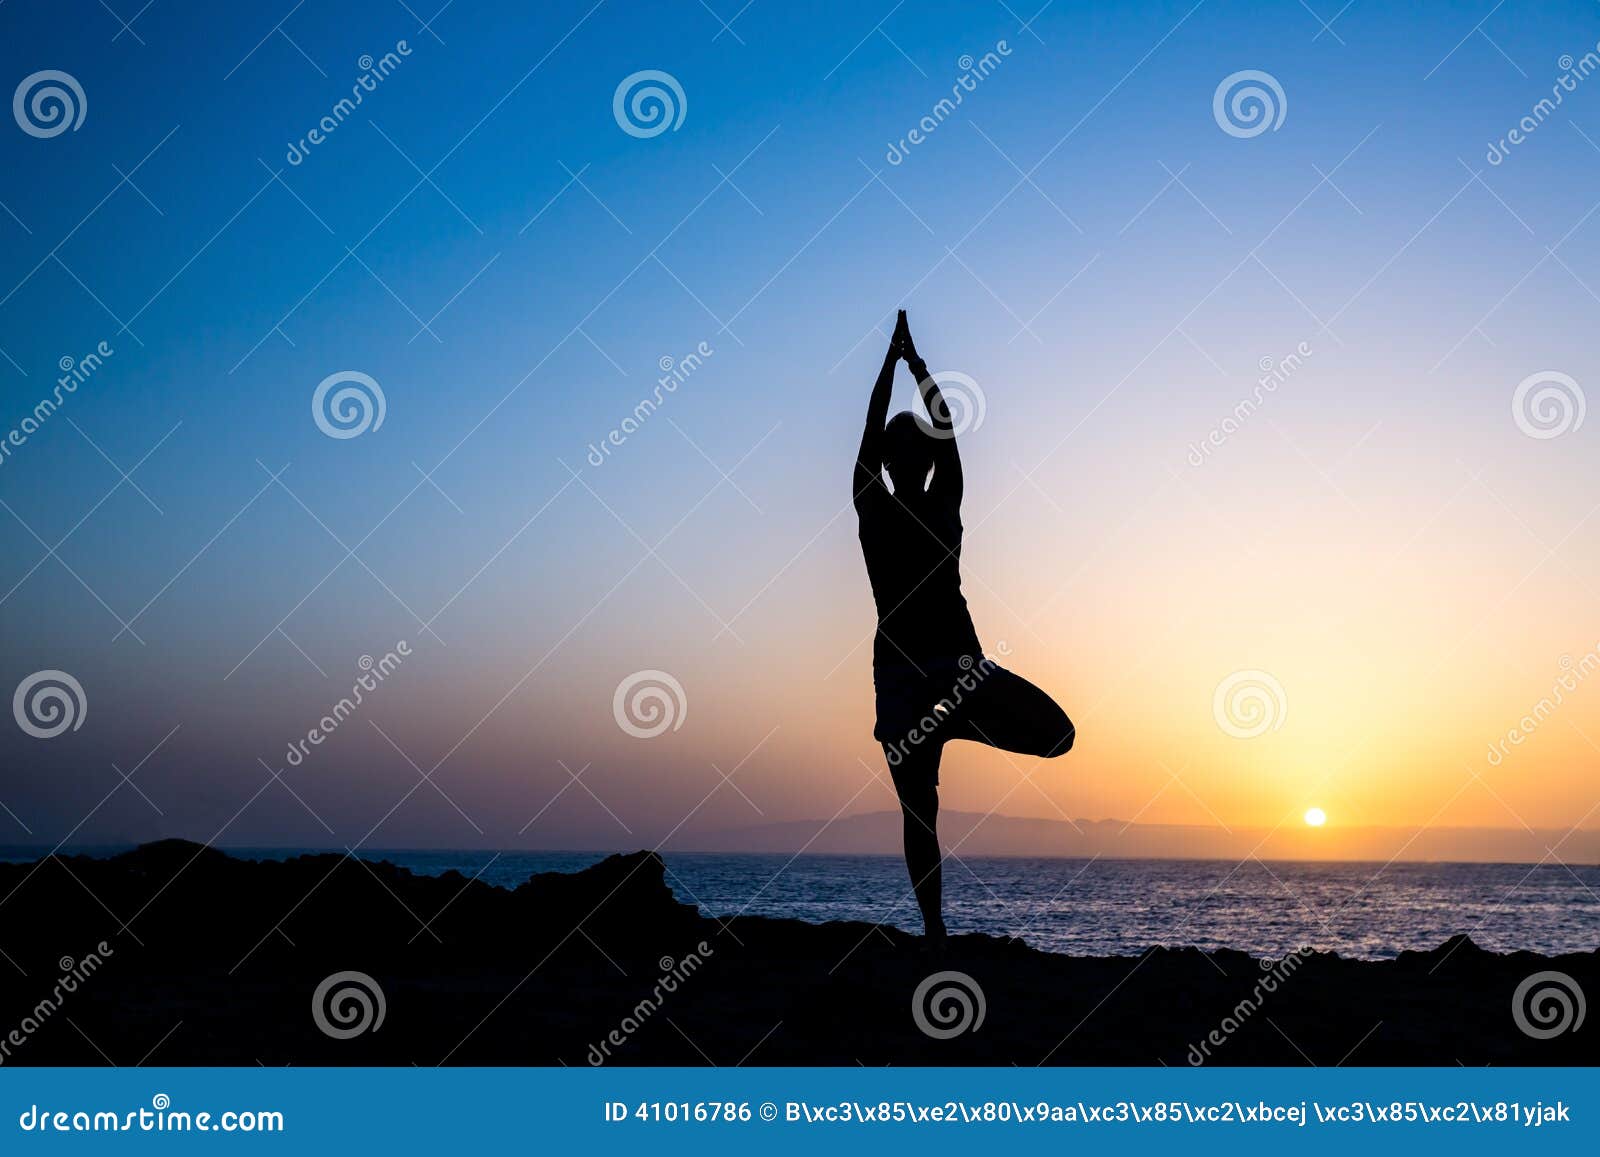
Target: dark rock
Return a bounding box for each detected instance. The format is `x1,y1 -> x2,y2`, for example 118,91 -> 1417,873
0,843 -> 1592,1066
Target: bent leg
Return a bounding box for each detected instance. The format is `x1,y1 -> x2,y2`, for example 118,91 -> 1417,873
886,743 -> 946,943
946,665 -> 1075,757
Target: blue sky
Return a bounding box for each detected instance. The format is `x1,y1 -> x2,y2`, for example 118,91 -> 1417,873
2,0 -> 1599,850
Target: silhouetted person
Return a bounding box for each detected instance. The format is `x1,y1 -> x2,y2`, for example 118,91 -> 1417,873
855,311 -> 1075,949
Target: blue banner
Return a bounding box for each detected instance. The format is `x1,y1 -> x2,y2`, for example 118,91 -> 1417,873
1,1067 -> 1593,1153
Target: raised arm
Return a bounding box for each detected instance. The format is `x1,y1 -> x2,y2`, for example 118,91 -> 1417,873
903,324 -> 963,504
853,318 -> 902,510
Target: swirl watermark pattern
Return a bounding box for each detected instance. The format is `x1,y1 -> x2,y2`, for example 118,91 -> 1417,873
1512,970 -> 1586,1039
924,370 -> 986,439
1212,70 -> 1286,138
613,70 -> 686,138
1511,371 -> 1585,439
311,970 -> 387,1039
13,670 -> 86,739
13,70 -> 86,138
613,669 -> 687,738
1212,669 -> 1287,739
312,371 -> 387,439
912,970 -> 986,1039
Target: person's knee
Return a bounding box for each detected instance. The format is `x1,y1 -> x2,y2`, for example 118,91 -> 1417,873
1042,712 -> 1075,758
898,783 -> 938,818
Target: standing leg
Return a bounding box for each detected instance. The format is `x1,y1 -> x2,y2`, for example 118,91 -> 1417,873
886,742 -> 946,947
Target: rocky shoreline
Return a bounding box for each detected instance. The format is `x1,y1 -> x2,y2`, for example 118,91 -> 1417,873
0,841 -> 1591,1065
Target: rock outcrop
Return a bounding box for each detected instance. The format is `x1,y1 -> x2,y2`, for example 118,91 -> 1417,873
0,842 -> 1591,1066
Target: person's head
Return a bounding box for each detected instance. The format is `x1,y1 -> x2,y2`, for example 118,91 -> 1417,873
881,410 -> 937,494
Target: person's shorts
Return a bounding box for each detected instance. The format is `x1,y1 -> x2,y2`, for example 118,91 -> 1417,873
874,654 -> 1007,777
875,655 -> 1074,790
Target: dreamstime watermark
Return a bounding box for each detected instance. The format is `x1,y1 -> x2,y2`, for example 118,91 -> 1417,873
586,943 -> 715,1064
285,42 -> 412,165
1486,48 -> 1600,165
921,370 -> 986,439
1511,371 -> 1584,439
1485,645 -> 1600,766
283,644 -> 409,767
0,341 -> 113,471
1186,341 -> 1312,466
312,970 -> 386,1039
0,942 -> 114,1065
587,341 -> 713,466
1212,669 -> 1287,739
1212,70 -> 1287,138
1186,948 -> 1310,1064
883,644 -> 1012,767
312,370 -> 386,439
17,1095 -> 283,1134
1511,970 -> 1586,1039
911,970 -> 986,1039
613,670 -> 687,738
885,42 -> 1012,165
13,670 -> 86,739
613,70 -> 686,138
13,70 -> 85,138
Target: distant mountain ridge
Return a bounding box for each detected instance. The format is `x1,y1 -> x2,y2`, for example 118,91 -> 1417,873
672,809 -> 1600,864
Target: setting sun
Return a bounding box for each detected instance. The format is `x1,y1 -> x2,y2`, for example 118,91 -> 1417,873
1304,808 -> 1328,827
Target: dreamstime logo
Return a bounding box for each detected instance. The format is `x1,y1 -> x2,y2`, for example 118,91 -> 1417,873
885,41 -> 1012,164
1187,947 -> 1310,1065
586,941 -> 715,1065
1485,646 -> 1600,766
1212,669 -> 1287,739
286,41 -> 412,165
1511,970 -> 1586,1039
312,371 -> 386,439
613,670 -> 687,738
13,70 -> 86,138
587,341 -> 713,466
1511,371 -> 1584,439
1187,341 -> 1313,466
613,70 -> 686,138
284,643 -> 410,767
924,370 -> 986,439
1212,70 -> 1286,138
1487,46 -> 1600,165
883,645 -> 1013,767
0,941 -> 114,1066
311,970 -> 386,1039
911,970 -> 986,1039
0,340 -> 113,472
13,670 -> 86,739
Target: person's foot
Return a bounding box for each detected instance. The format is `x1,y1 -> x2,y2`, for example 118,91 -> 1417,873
923,918 -> 948,958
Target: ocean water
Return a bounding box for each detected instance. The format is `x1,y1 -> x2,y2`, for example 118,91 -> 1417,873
10,845 -> 1591,959
241,850 -> 1600,960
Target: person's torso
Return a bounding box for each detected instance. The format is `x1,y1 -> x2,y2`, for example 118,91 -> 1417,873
858,493 -> 980,667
